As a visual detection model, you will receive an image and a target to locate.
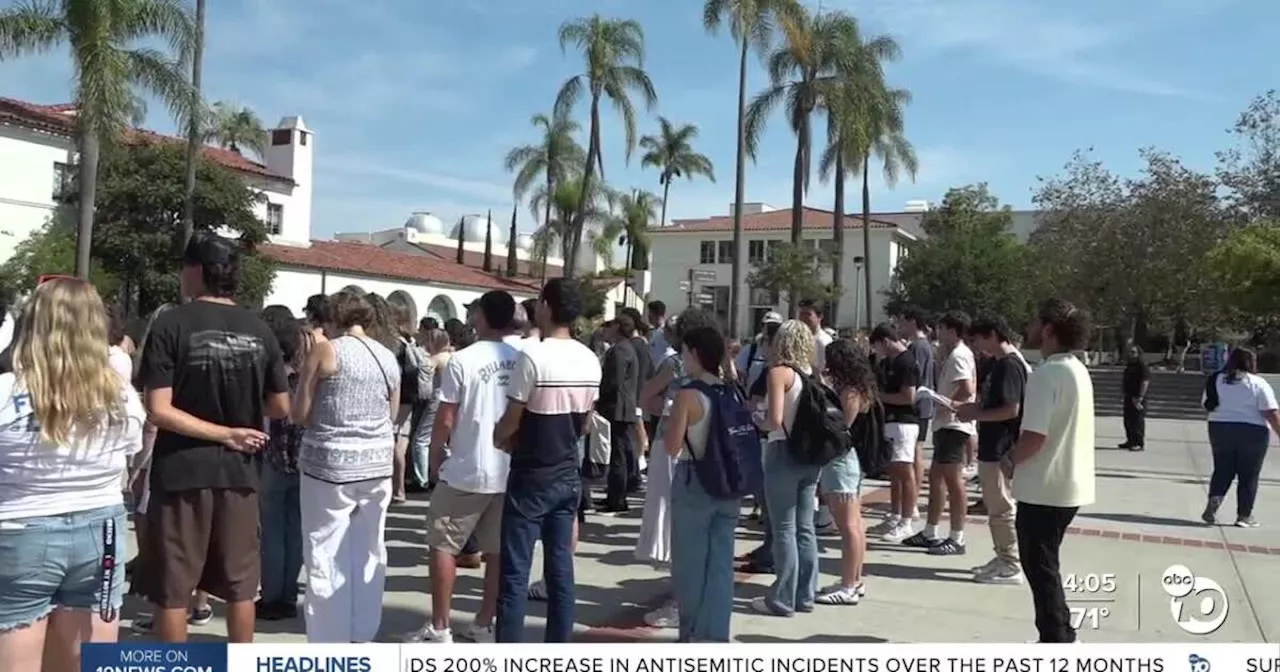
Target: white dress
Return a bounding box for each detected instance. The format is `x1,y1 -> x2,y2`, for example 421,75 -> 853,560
634,355 -> 682,567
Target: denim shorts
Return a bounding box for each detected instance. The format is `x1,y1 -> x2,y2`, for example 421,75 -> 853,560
820,450 -> 862,497
0,504 -> 127,631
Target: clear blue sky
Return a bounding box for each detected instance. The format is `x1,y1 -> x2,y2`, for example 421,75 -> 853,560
2,0 -> 1276,239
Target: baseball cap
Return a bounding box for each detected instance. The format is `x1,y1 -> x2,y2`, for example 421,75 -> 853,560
762,311 -> 783,325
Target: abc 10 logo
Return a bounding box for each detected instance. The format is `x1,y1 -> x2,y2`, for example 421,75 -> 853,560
1162,565 -> 1229,635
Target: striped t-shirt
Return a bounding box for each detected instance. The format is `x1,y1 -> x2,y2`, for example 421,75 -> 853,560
507,337 -> 602,484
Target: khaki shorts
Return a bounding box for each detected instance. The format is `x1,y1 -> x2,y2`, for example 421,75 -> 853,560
426,483 -> 503,555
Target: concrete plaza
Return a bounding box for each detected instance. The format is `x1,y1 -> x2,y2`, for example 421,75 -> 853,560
120,417 -> 1280,644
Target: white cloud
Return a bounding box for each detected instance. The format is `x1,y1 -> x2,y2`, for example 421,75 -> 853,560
318,157 -> 513,204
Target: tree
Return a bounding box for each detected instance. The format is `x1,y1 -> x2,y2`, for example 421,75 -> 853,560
607,189 -> 658,303
704,0 -> 803,337
505,203 -> 519,278
746,8 -> 860,313
203,101 -> 269,157
505,110 -> 585,233
0,0 -> 197,279
746,242 -> 839,313
90,141 -> 273,314
1,210 -> 119,298
886,184 -> 1031,327
179,0 -> 206,253
818,24 -> 904,327
454,215 -> 465,264
528,176 -> 613,280
639,116 -> 715,227
482,209 -> 494,272
1217,90 -> 1280,221
1204,223 -> 1280,323
554,15 -> 658,278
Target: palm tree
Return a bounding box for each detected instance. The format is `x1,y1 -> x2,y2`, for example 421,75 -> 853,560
528,176 -> 613,281
0,0 -> 197,279
179,0 -> 205,253
607,189 -> 658,304
639,117 -> 715,228
554,15 -> 657,277
203,101 -> 269,157
704,0 -> 802,337
818,26 -> 903,326
503,110 -> 585,239
856,100 -> 917,330
745,7 -> 860,313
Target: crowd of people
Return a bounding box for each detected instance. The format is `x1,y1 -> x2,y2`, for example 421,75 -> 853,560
0,229 -> 1276,670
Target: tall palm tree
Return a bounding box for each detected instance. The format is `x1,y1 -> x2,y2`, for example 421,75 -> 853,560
0,0 -> 197,279
554,15 -> 657,278
607,189 -> 658,303
818,26 -> 903,327
179,0 -> 205,253
639,117 -> 715,228
528,176 -> 613,281
856,102 -> 917,329
745,7 -> 860,314
704,0 -> 802,337
203,101 -> 269,157
503,110 -> 585,238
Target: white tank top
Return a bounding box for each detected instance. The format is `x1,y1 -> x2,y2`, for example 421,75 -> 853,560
678,391 -> 712,461
767,366 -> 806,443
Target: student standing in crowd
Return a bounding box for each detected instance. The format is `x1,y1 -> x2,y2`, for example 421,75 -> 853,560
392,304 -> 431,503
411,291 -> 520,644
598,316 -> 640,514
869,324 -> 921,542
1009,299 -> 1095,644
1119,343 -> 1150,452
797,300 -> 833,374
896,307 -> 935,507
735,311 -> 782,576
958,316 -> 1029,585
0,279 -> 145,672
410,329 -> 452,492
1201,347 -> 1279,528
138,234 -> 291,643
292,291 -> 400,643
303,295 -> 331,355
493,279 -> 601,643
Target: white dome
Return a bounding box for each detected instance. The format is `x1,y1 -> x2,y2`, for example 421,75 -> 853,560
404,212 -> 444,234
452,214 -> 507,245
516,233 -> 535,251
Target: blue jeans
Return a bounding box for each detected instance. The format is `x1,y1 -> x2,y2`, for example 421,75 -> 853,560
0,504 -> 127,631
259,462 -> 303,605
744,437 -> 772,567
410,401 -> 436,488
671,462 -> 738,642
763,440 -> 821,613
495,476 -> 580,642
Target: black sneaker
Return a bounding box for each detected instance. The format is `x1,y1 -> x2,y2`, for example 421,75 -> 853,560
927,538 -> 966,555
901,531 -> 941,548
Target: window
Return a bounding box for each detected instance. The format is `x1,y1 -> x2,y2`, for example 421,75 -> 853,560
748,240 -> 765,264
266,203 -> 284,235
748,287 -> 778,307
717,240 -> 734,264
766,240 -> 783,261
271,129 -> 292,146
699,241 -> 716,264
52,162 -> 73,202
816,239 -> 837,258
299,131 -> 308,146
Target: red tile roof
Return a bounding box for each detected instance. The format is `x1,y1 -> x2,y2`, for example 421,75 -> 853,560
0,97 -> 285,181
661,206 -> 899,233
261,240 -> 541,294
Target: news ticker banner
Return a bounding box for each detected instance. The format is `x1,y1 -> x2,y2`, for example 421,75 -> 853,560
81,643 -> 1280,672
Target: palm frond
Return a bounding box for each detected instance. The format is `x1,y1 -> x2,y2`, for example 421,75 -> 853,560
0,0 -> 63,58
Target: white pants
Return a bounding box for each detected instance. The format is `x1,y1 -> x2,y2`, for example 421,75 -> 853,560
301,475 -> 392,643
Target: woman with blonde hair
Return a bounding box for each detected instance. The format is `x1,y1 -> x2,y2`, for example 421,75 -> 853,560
0,278 -> 145,672
752,319 -> 820,617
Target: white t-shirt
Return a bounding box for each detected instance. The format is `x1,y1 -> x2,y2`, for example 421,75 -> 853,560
1013,353 -> 1095,508
813,328 -> 834,373
437,339 -> 520,494
109,345 -> 133,384
936,342 -> 977,435
0,373 -> 146,520
503,334 -> 525,350
1208,372 -> 1278,427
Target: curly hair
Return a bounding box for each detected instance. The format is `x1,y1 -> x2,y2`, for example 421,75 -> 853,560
363,293 -> 401,349
773,319 -> 815,370
825,338 -> 877,397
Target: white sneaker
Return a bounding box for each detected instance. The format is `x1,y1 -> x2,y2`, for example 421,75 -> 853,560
975,562 -> 1024,585
643,602 -> 679,628
815,583 -> 865,605
406,624 -> 453,643
463,622 -> 494,643
867,518 -> 898,535
970,556 -> 1002,574
882,521 -> 914,542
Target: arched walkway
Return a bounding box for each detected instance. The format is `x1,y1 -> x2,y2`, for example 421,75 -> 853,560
388,290 -> 418,326
426,295 -> 456,325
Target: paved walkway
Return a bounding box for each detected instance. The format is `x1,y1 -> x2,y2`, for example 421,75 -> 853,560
119,417 -> 1279,644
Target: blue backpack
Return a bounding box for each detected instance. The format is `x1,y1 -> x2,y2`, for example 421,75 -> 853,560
682,380 -> 751,500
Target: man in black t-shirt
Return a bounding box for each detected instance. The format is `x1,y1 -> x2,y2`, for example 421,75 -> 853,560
956,316 -> 1028,585
869,323 -> 921,542
139,233 -> 290,642
1119,343 -> 1150,451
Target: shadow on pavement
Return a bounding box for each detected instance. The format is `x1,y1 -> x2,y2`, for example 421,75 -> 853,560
859,561 -> 975,584
1077,511 -> 1205,528
737,634 -> 889,643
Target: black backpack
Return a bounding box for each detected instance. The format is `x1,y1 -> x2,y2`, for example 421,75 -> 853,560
851,398 -> 889,477
784,366 -> 853,466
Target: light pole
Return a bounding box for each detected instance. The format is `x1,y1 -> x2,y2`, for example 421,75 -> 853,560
852,255 -> 865,333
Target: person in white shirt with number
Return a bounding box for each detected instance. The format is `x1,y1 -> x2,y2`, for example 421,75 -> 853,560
0,278 -> 145,672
